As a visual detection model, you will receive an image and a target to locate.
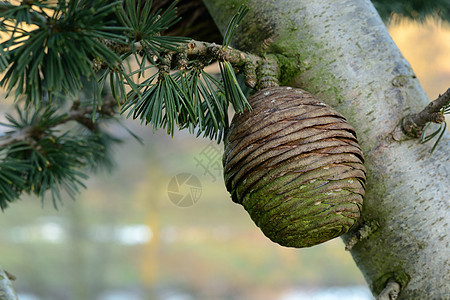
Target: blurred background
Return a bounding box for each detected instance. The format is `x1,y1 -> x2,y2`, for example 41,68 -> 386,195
0,15 -> 449,300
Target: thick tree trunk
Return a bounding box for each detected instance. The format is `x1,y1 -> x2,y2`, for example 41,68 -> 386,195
203,0 -> 450,298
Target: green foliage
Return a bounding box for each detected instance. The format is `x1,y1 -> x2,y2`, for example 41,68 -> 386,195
123,70 -> 196,135
119,0 -> 188,64
0,0 -> 126,105
0,1 -> 252,207
223,5 -> 249,48
120,3 -> 250,141
191,70 -> 229,141
122,61 -> 246,141
0,0 -> 250,140
220,61 -> 249,113
0,159 -> 30,210
0,105 -> 119,209
0,48 -> 8,71
421,103 -> 450,153
218,5 -> 251,121
372,0 -> 450,22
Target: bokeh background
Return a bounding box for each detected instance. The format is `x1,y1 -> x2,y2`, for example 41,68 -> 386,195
0,15 -> 449,300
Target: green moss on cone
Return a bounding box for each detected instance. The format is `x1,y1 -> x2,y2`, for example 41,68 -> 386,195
223,87 -> 366,248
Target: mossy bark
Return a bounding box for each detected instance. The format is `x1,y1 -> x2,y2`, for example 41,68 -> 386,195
203,0 -> 450,298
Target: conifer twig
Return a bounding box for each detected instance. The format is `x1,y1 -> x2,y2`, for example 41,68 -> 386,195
0,100 -> 117,149
402,88 -> 450,138
101,39 -> 263,73
182,40 -> 262,67
99,38 -> 267,90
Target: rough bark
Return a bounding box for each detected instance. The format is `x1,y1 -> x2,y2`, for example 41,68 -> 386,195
203,0 -> 450,298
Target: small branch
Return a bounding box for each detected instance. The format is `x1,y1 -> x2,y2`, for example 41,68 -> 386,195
102,38 -> 266,88
0,100 -> 117,149
402,88 -> 450,138
376,278 -> 401,300
0,267 -> 18,300
182,40 -> 262,67
61,99 -> 117,129
345,220 -> 379,251
104,39 -> 263,68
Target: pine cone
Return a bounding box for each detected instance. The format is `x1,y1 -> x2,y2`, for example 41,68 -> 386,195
223,87 -> 366,248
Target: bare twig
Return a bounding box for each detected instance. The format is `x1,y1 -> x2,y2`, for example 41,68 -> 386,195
105,38 -> 263,68
376,278 -> 401,300
0,267 -> 18,300
345,220 -> 379,251
182,40 -> 262,67
402,88 -> 450,138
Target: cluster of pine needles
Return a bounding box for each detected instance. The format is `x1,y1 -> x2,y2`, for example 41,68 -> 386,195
0,0 -> 250,209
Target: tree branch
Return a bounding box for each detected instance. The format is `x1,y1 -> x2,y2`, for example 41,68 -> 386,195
182,40 -> 271,89
0,267 -> 18,300
0,100 -> 117,149
345,220 -> 379,251
376,278 -> 401,300
61,99 -> 117,130
402,88 -> 450,138
182,40 -> 262,67
99,38 -> 268,89
106,38 -> 264,69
